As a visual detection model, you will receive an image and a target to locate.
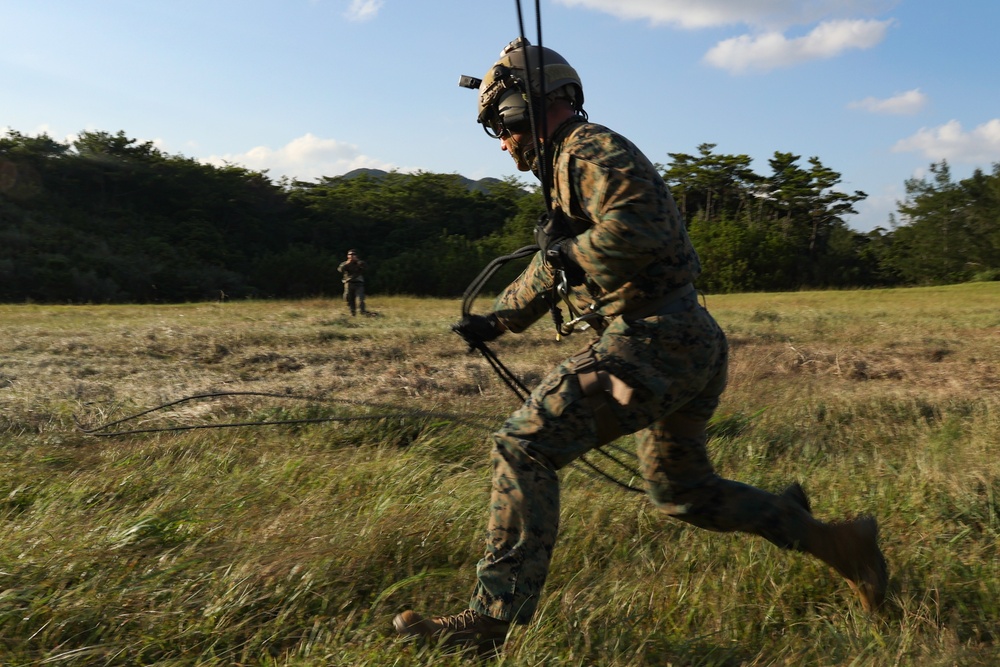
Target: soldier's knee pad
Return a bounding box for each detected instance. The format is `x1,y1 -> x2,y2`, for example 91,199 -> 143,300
491,431 -> 560,474
568,350 -> 636,445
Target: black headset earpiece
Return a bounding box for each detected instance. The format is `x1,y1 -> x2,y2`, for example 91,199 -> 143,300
496,88 -> 532,134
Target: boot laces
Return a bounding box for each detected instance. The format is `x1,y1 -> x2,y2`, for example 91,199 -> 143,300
434,608 -> 481,631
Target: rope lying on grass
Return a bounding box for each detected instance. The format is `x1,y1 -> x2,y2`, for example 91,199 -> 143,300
74,390 -> 496,437
74,390 -> 645,493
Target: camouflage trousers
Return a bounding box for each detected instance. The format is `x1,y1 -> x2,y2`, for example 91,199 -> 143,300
343,281 -> 365,315
470,299 -> 812,624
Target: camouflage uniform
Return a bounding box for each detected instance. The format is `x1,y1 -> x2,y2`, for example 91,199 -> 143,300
470,121 -> 813,624
337,258 -> 367,315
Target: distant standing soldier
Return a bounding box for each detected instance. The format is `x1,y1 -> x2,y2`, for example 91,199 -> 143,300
337,249 -> 367,316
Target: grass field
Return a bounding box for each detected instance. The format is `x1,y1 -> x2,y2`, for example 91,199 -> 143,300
1,282 -> 998,666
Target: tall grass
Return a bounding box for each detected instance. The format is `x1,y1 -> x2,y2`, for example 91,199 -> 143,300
1,284 -> 998,665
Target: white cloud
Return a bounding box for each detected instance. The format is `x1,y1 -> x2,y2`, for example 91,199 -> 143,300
203,133 -> 397,181
703,19 -> 891,73
558,1 -> 895,72
893,119 -> 1000,165
849,88 -> 927,115
555,0 -> 895,30
345,0 -> 383,22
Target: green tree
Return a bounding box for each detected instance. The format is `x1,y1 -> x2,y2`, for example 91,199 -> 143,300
664,147 -> 868,291
662,143 -> 760,223
757,153 -> 866,287
885,161 -> 1000,283
686,214 -> 759,293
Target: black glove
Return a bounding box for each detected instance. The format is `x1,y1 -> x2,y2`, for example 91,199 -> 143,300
534,211 -> 566,255
452,313 -> 504,345
534,212 -> 585,286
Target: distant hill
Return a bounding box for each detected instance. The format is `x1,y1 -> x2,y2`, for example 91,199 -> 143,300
340,168 -> 506,194
340,168 -> 389,180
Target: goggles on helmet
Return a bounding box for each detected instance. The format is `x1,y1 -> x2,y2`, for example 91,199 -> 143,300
460,38 -> 584,139
474,65 -> 531,139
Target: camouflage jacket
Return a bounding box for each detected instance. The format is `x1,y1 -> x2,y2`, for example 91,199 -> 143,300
337,260 -> 366,283
493,121 -> 701,333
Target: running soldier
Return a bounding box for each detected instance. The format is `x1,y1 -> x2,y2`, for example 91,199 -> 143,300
393,38 -> 887,651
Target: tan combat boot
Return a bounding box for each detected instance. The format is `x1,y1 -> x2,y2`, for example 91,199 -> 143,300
806,516 -> 888,613
393,608 -> 510,650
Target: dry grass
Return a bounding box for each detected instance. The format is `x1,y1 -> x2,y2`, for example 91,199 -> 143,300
1,284 -> 999,665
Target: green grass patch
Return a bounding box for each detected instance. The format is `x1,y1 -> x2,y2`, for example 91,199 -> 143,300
1,285 -> 999,664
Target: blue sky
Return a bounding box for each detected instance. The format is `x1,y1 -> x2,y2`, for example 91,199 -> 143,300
3,0 -> 999,232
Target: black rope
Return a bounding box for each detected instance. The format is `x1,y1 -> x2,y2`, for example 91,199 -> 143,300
515,0 -> 551,215
75,391 -> 496,438
576,454 -> 641,494
78,415 -> 418,438
461,245 -> 539,319
469,341 -> 532,403
459,237 -> 644,494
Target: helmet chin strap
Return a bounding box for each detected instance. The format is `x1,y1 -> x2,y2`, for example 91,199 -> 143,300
505,132 -> 538,173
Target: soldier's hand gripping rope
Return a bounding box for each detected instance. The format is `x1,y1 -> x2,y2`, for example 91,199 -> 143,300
452,313 -> 504,348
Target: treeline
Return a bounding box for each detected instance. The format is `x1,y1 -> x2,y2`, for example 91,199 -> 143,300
665,143 -> 1000,292
0,130 -> 533,302
1,130 -> 998,303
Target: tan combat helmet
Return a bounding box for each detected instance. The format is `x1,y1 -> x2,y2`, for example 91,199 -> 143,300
459,38 -> 584,138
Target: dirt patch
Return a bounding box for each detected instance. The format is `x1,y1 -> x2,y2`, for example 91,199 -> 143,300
731,339 -> 998,397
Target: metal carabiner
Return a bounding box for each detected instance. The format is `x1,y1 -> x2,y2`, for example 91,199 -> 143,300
554,270 -> 603,336
562,309 -> 603,334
